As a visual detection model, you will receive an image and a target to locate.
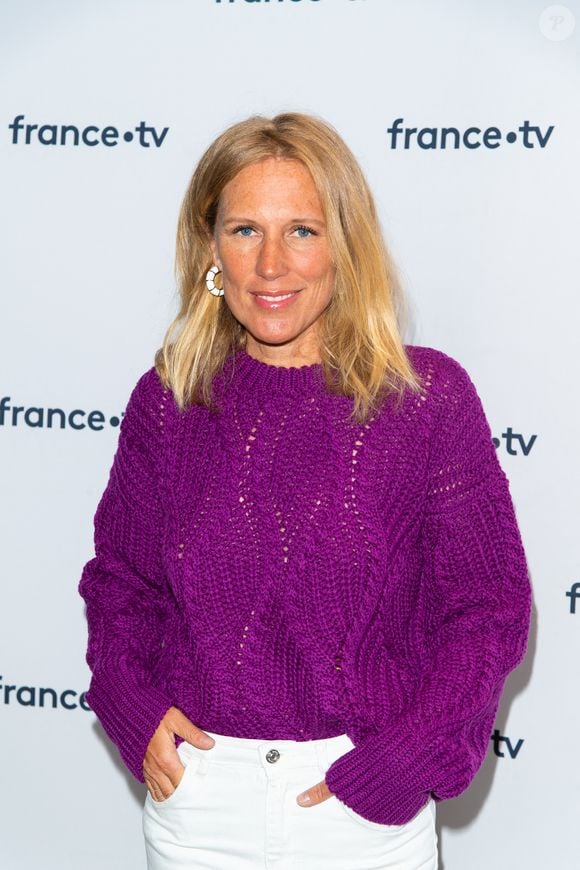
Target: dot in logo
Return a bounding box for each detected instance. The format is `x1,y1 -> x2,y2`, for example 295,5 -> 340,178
505,131 -> 517,144
123,131 -> 134,142
110,416 -> 121,427
539,5 -> 575,40
492,437 -> 500,449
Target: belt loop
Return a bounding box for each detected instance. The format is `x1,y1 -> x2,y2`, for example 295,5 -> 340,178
316,736 -> 330,774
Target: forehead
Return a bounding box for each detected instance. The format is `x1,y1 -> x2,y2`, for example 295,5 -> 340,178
218,157 -> 324,216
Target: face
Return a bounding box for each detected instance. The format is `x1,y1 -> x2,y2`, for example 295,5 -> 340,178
209,157 -> 335,365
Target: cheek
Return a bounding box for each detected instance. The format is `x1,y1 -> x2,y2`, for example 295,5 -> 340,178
306,254 -> 335,289
219,248 -> 251,285
298,244 -> 334,280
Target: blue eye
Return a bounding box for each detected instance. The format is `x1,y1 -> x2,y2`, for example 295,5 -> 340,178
294,225 -> 315,238
232,224 -> 316,238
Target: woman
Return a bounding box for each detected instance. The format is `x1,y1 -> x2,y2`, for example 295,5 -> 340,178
78,112 -> 532,870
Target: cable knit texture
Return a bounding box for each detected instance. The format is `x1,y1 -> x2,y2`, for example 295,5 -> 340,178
78,344 -> 532,825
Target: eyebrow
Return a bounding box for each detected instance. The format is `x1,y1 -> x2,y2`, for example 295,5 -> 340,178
221,217 -> 326,227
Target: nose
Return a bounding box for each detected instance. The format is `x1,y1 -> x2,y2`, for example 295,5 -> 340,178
255,235 -> 288,281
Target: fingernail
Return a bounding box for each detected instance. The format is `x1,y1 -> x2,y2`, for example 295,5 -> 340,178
297,792 -> 311,805
200,735 -> 215,748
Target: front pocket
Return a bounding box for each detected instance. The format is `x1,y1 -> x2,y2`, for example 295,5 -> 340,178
333,797 -> 406,832
147,742 -> 203,809
334,796 -> 435,834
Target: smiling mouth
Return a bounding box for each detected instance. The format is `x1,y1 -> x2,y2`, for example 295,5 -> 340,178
251,289 -> 302,310
255,291 -> 299,302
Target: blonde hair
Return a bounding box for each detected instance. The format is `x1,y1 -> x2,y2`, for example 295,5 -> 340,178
154,112 -> 425,423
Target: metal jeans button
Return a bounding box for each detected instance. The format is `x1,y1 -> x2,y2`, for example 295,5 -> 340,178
266,749 -> 280,763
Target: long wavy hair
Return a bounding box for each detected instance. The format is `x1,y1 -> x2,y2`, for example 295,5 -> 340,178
154,112 -> 425,423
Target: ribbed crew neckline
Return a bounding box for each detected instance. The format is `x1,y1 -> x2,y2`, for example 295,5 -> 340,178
230,346 -> 326,393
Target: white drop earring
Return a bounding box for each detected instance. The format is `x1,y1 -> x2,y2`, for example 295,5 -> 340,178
206,265 -> 224,297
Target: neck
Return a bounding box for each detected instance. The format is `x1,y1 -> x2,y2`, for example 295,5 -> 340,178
244,337 -> 322,369
219,345 -> 327,397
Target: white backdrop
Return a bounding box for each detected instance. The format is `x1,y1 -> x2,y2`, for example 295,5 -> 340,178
1,1 -> 578,868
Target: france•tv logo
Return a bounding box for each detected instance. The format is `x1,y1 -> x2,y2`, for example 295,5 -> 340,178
7,115 -> 169,148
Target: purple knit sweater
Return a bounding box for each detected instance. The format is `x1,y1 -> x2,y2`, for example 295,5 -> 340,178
78,344 -> 532,825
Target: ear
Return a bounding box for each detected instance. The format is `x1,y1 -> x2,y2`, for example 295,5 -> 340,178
208,230 -> 221,270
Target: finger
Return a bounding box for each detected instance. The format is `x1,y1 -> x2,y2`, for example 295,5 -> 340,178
143,744 -> 186,798
144,773 -> 166,803
297,779 -> 334,807
167,708 -> 215,749
143,708 -> 214,803
145,761 -> 186,801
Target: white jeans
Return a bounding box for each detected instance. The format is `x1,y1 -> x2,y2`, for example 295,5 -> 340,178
142,729 -> 438,870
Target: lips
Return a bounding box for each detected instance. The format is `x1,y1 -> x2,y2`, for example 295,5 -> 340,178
251,290 -> 301,299
251,289 -> 302,310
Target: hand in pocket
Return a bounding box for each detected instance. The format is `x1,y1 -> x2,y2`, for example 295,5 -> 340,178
143,706 -> 214,803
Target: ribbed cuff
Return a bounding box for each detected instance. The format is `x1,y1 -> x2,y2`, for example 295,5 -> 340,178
324,719 -> 471,826
86,670 -> 173,783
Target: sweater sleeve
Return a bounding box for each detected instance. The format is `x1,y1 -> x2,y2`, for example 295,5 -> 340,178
324,353 -> 532,825
78,368 -> 174,783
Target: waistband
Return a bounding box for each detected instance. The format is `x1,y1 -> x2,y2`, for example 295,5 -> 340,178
179,729 -> 356,774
